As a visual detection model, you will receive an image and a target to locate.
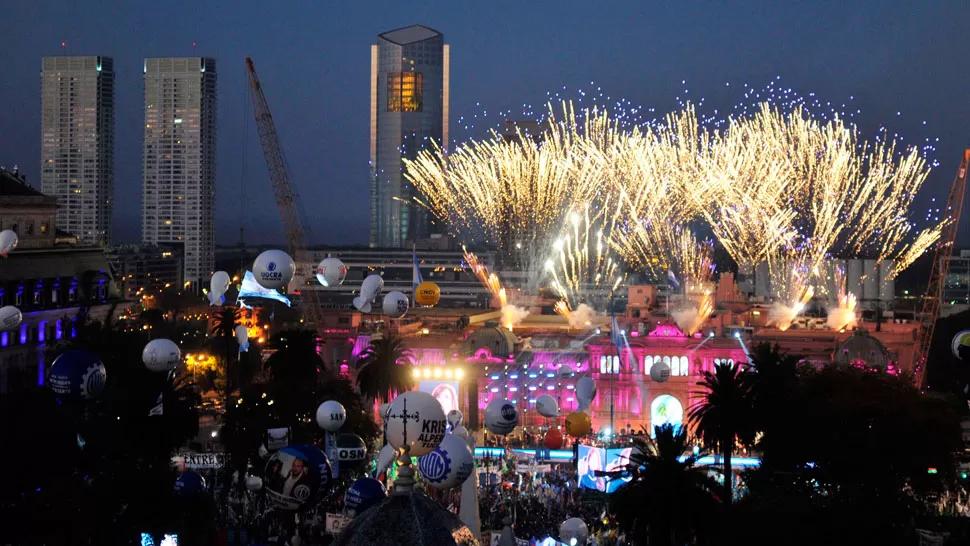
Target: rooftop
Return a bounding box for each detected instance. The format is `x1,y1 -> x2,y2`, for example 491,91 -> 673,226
378,25 -> 442,46
0,167 -> 43,197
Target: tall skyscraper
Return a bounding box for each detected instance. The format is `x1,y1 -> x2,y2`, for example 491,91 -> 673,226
370,25 -> 449,248
40,56 -> 114,246
142,57 -> 217,286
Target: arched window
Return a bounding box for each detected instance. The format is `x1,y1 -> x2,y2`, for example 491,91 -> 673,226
663,356 -> 673,376
600,355 -> 607,374
680,356 -> 689,376
612,356 -> 620,374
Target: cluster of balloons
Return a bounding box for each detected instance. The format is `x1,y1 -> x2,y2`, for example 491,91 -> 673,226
352,274 -> 442,319
0,305 -> 22,331
208,271 -> 231,305
0,229 -> 17,257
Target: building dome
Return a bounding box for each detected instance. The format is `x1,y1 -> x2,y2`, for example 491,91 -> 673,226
834,328 -> 888,369
334,487 -> 479,546
464,322 -> 517,358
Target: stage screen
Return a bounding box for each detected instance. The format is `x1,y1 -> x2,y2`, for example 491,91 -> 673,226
577,444 -> 635,494
418,380 -> 460,416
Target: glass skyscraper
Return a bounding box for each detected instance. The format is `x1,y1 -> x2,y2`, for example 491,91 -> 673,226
370,25 -> 449,248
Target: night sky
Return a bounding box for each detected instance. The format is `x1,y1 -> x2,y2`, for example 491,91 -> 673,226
2,1 -> 969,247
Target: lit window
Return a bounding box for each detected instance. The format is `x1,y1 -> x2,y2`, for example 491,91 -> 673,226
680,356 -> 689,376
387,72 -> 423,112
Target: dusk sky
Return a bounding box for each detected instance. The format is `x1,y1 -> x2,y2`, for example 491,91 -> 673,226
2,1 -> 969,246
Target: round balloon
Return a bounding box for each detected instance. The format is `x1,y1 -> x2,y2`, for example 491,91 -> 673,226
650,361 -> 671,383
253,249 -> 296,290
336,433 -> 367,462
315,257 -> 348,287
484,398 -> 519,436
0,305 -> 22,331
414,281 -> 441,307
558,364 -> 575,377
353,274 -> 385,313
565,411 -> 592,438
384,390 -> 447,456
535,395 -> 559,418
345,477 -> 387,516
264,444 -> 333,511
446,409 -> 464,429
316,400 -> 347,432
0,229 -> 18,257
49,350 -> 106,399
560,517 -> 589,546
452,425 -> 470,443
175,470 -> 206,497
382,291 -> 409,319
418,433 -> 475,489
576,377 -> 597,411
142,338 -> 181,372
246,475 -> 263,491
544,428 -> 565,449
953,330 -> 970,359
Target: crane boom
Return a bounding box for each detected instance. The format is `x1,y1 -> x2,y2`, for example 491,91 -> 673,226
245,57 -> 326,333
914,149 -> 970,389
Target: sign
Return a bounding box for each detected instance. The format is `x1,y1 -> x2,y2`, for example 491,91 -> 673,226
517,463 -> 552,474
326,513 -> 353,535
338,447 -> 367,461
172,452 -> 225,470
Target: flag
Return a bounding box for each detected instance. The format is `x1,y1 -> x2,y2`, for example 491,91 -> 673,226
412,246 -> 424,292
149,393 -> 163,416
237,270 -> 291,307
667,269 -> 680,288
611,312 -> 622,347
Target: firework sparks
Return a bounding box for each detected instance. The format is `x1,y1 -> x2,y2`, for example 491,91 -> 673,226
545,202 -> 623,313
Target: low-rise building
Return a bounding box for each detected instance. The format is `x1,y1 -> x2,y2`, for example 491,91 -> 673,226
108,244 -> 183,300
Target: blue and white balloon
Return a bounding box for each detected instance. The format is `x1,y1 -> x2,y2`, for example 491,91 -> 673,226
535,394 -> 559,418
264,444 -> 333,511
576,376 -> 597,411
49,350 -> 106,399
235,325 -> 250,352
175,470 -> 206,497
208,271 -> 231,305
484,398 -> 518,436
253,249 -> 295,290
344,477 -> 386,516
446,409 -> 463,430
353,274 -> 384,313
418,432 -> 474,489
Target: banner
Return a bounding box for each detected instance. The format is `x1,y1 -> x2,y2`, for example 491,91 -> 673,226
516,463 -> 552,474
326,513 -> 354,535
172,452 -> 225,470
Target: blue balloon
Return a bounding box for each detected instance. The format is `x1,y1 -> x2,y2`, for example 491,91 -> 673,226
49,350 -> 106,399
264,444 -> 333,511
174,470 -> 206,496
345,477 -> 387,516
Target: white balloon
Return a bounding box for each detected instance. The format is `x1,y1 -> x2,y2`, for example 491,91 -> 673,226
315,257 -> 348,287
484,398 -> 519,436
560,518 -> 589,546
382,291 -> 409,319
0,230 -> 18,257
235,324 -> 250,352
576,377 -> 597,411
375,444 -> 397,477
0,305 -> 22,331
142,338 -> 181,372
650,361 -> 671,383
535,395 -> 560,418
257,444 -> 269,458
246,475 -> 263,491
385,391 -> 447,456
209,271 -> 231,305
451,425 -> 470,442
253,249 -> 295,290
446,409 -> 464,429
353,274 -> 384,313
316,400 -> 347,432
418,433 -> 474,489
378,402 -> 391,422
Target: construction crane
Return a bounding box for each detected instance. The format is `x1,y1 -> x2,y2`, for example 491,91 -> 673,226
245,57 -> 327,334
914,148 -> 970,389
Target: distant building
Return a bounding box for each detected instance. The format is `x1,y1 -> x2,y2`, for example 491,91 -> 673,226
944,250 -> 970,305
40,56 -> 115,246
370,25 -> 449,248
0,168 -> 118,394
108,244 -> 184,300
142,57 -> 217,288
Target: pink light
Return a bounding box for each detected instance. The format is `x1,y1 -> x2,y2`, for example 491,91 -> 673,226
630,331 -> 639,337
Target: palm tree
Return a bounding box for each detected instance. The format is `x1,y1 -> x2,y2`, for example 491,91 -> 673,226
355,332 -> 414,403
210,307 -> 241,395
747,343 -> 799,458
265,330 -> 323,393
611,424 -> 719,545
689,362 -> 756,504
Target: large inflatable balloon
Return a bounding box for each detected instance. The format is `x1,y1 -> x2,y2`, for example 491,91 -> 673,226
535,395 -> 559,418
451,425 -> 470,443
0,229 -> 18,257
414,281 -> 441,307
0,305 -> 22,331
353,274 -> 385,313
544,428 -> 564,450
175,470 -> 206,497
565,411 -> 592,438
336,433 -> 367,462
49,350 -> 106,399
650,361 -> 671,383
345,477 -> 387,516
558,364 -> 575,377
418,433 -> 474,490
316,400 -> 347,432
560,518 -> 589,546
484,398 -> 519,435
208,271 -> 231,305
384,390 -> 447,456
382,291 -> 409,319
264,444 -> 333,511
253,249 -> 296,290
446,409 -> 464,430
246,475 -> 264,491
315,257 -> 348,287
953,330 -> 970,359
575,377 -> 597,411
235,324 -> 250,352
142,338 -> 181,372
375,444 -> 398,477
378,402 -> 391,422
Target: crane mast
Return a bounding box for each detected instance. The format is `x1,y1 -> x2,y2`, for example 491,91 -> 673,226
245,57 -> 326,333
914,149 -> 970,389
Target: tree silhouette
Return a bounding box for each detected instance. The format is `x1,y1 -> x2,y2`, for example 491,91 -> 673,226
355,332 -> 414,403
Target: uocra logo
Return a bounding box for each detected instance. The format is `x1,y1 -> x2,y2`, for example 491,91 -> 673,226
418,449 -> 450,483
